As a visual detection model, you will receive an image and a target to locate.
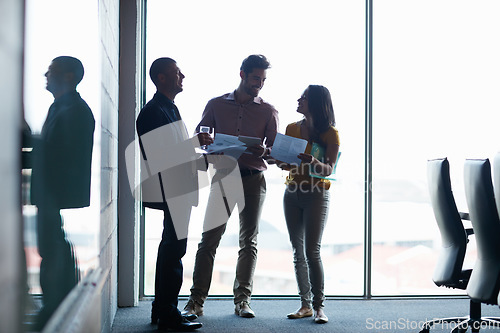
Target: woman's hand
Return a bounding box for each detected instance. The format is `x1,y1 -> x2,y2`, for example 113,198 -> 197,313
297,153 -> 316,165
298,143 -> 338,177
267,157 -> 292,170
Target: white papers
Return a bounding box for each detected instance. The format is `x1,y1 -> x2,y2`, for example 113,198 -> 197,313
237,135 -> 262,147
206,133 -> 243,152
204,133 -> 250,160
270,133 -> 308,165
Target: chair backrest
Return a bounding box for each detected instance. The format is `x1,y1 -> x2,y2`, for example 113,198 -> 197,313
427,158 -> 467,286
464,158 -> 500,304
494,152 -> 500,216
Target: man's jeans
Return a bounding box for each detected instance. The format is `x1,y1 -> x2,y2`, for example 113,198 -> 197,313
189,172 -> 266,305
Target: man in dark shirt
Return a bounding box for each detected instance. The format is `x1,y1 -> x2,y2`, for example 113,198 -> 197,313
136,57 -> 212,332
30,56 -> 95,329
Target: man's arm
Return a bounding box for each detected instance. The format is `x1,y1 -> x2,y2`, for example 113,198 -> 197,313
262,107 -> 279,156
195,100 -> 216,133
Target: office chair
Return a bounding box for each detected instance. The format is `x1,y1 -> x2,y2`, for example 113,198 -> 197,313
495,153 -> 500,308
463,158 -> 500,332
493,152 -> 500,217
419,158 -> 474,333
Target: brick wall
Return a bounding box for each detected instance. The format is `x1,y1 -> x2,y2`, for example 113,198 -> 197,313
98,0 -> 121,331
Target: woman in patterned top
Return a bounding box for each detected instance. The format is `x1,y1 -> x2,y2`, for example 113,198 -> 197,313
274,85 -> 340,324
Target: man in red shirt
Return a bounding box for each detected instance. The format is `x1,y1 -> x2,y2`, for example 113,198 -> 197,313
183,54 -> 279,318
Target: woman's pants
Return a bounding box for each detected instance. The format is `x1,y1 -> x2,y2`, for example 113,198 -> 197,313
283,186 -> 330,309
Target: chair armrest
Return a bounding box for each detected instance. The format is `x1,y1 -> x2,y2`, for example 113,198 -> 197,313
460,212 -> 473,240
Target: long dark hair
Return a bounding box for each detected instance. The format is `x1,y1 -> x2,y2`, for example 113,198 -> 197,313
304,85 -> 335,145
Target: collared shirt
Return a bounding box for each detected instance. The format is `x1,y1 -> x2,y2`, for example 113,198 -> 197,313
197,91 -> 279,171
137,92 -> 182,137
136,91 -> 199,210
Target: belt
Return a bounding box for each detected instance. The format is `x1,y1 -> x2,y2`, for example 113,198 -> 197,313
286,180 -> 330,191
240,169 -> 263,177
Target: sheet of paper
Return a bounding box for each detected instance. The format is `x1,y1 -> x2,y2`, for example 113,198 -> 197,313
203,133 -> 247,160
204,133 -> 243,153
270,133 -> 308,165
237,135 -> 262,147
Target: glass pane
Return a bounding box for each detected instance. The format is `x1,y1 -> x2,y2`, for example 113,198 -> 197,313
23,0 -> 100,328
372,0 -> 500,295
145,0 -> 365,296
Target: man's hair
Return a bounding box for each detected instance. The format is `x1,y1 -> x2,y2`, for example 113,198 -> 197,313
150,57 -> 176,85
53,56 -> 85,86
240,54 -> 271,75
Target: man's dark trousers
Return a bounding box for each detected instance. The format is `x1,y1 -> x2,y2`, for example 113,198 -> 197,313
154,206 -> 187,322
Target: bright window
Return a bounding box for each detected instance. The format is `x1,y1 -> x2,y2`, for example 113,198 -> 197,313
144,0 -> 366,296
371,0 -> 500,295
144,0 -> 500,297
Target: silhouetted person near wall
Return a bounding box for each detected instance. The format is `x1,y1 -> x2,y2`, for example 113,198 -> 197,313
30,56 -> 95,330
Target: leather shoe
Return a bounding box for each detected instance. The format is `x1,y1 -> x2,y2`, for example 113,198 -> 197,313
182,299 -> 204,316
157,317 -> 202,332
151,308 -> 159,324
314,308 -> 328,324
287,306 -> 313,319
235,301 -> 255,318
152,312 -> 197,325
182,313 -> 198,322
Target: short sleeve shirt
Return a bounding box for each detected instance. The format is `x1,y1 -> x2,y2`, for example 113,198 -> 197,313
285,121 -> 340,188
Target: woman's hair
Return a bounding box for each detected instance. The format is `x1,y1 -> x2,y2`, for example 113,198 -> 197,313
305,85 -> 335,145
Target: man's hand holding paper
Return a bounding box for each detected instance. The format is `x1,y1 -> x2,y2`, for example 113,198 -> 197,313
203,133 -> 266,160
